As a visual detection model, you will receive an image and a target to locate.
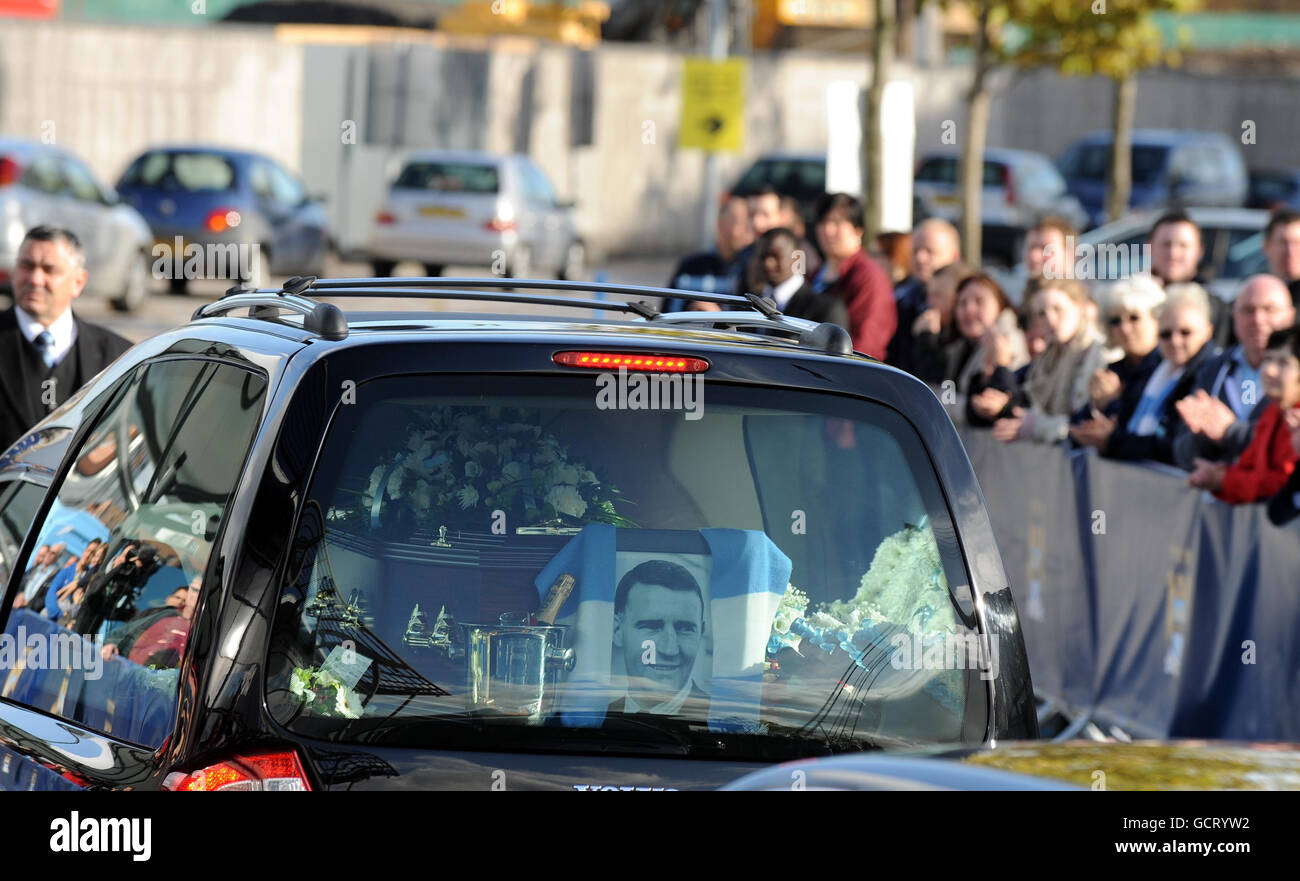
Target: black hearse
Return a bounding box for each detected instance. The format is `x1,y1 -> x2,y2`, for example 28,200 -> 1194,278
0,277 -> 1034,790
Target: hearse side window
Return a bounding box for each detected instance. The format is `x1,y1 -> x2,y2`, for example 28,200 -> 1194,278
1,360 -> 266,749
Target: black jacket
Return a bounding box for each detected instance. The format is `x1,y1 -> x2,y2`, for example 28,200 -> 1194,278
0,308 -> 132,451
662,250 -> 744,312
1267,469 -> 1300,527
1069,349 -> 1163,427
1103,342 -> 1216,465
781,282 -> 850,331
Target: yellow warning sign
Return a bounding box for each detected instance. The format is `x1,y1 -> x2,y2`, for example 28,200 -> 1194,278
679,57 -> 746,153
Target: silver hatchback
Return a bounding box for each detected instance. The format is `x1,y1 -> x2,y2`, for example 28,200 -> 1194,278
0,138 -> 153,311
366,150 -> 585,280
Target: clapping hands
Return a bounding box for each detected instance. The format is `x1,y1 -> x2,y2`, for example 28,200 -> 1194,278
1069,408 -> 1116,449
1176,390 -> 1237,443
971,387 -> 1011,421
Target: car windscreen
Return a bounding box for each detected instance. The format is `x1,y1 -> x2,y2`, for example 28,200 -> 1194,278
733,159 -> 825,201
1222,227 -> 1270,281
1059,143 -> 1168,187
393,161 -> 499,193
1249,172 -> 1299,206
266,374 -> 989,760
915,158 -> 1003,186
119,151 -> 237,192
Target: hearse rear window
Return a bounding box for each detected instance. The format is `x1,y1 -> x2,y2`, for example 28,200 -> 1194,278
266,375 -> 988,759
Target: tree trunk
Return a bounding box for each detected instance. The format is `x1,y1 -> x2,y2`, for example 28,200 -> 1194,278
959,1 -> 993,264
896,0 -> 913,60
1106,73 -> 1138,225
865,0 -> 897,243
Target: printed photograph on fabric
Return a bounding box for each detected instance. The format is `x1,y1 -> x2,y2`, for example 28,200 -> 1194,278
609,551 -> 713,716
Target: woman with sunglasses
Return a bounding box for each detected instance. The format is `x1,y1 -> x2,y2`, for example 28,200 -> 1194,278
1072,284 -> 1218,463
1084,276 -> 1166,420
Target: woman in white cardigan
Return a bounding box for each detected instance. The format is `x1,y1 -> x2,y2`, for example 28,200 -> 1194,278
993,277 -> 1108,445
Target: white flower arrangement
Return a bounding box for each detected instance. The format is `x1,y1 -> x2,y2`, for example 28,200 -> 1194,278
347,405 -> 633,531
769,583 -> 810,652
768,519 -> 958,661
820,518 -> 956,641
764,518 -> 967,716
290,665 -> 363,719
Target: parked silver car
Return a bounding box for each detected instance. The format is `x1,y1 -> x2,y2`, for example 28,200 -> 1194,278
913,148 -> 1089,265
0,138 -> 153,311
366,150 -> 585,280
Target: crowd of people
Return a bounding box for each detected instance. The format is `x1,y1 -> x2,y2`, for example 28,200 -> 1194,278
14,537 -> 197,668
665,192 -> 1300,526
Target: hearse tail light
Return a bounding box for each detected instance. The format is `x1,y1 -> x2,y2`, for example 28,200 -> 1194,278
162,750 -> 312,791
553,352 -> 710,373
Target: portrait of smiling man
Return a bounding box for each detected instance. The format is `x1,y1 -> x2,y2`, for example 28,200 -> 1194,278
0,226 -> 132,451
610,558 -> 710,715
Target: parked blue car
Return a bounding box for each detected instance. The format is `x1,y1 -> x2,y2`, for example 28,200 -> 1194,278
115,145 -> 331,293
1057,129 -> 1248,229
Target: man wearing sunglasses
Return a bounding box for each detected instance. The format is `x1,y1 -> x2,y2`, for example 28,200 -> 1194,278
1172,274 -> 1296,470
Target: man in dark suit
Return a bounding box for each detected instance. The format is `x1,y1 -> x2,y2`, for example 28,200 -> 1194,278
1262,208 -> 1300,310
754,227 -> 849,331
1,226 -> 132,451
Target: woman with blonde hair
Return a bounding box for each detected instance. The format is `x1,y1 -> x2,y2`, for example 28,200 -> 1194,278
993,278 -> 1108,444
1072,282 -> 1219,463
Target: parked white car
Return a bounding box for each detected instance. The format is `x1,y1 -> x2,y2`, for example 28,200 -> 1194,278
366,150 -> 585,280
0,137 -> 153,311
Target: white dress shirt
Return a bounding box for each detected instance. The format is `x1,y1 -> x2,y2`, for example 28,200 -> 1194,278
763,273 -> 806,311
13,304 -> 77,366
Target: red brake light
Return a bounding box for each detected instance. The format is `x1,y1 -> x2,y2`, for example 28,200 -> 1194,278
0,156 -> 22,186
484,216 -> 517,232
554,352 -> 710,373
162,750 -> 312,791
375,210 -> 396,225
1002,166 -> 1016,205
204,208 -> 241,234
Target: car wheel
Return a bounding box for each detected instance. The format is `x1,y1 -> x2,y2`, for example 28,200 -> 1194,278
110,251 -> 151,312
504,245 -> 532,279
422,263 -> 444,277
372,259 -> 397,278
558,241 -> 586,281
